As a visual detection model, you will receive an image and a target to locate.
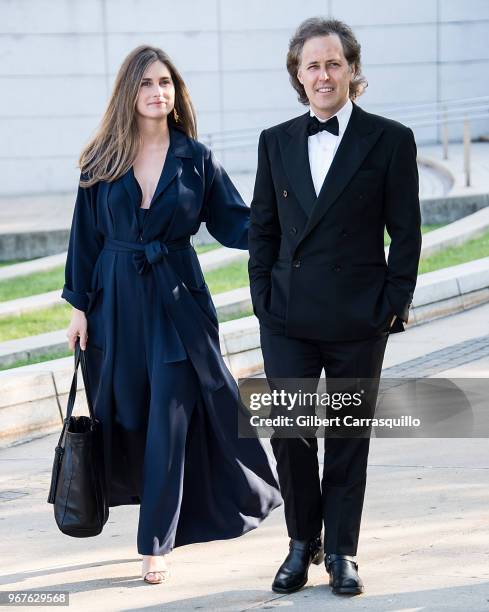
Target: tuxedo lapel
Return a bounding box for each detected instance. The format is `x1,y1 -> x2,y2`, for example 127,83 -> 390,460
279,112 -> 317,217
298,103 -> 384,245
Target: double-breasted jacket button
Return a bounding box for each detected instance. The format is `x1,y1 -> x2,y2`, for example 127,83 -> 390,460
290,226 -> 298,235
332,265 -> 341,272
283,189 -> 288,198
341,229 -> 348,237
292,259 -> 301,268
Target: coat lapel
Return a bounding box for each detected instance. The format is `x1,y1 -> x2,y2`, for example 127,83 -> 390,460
279,112 -> 317,217
297,103 -> 384,246
151,128 -> 193,205
121,128 -> 193,208
121,166 -> 141,207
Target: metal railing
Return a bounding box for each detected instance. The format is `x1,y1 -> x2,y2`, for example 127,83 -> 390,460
200,95 -> 489,188
381,96 -> 489,186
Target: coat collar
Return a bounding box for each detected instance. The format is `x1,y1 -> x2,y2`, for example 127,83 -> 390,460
121,127 -> 193,206
170,127 -> 194,159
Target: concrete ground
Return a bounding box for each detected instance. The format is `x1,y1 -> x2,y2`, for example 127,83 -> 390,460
1,304 -> 489,611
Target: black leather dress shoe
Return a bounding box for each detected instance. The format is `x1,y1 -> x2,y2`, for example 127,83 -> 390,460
272,535 -> 324,594
325,553 -> 364,595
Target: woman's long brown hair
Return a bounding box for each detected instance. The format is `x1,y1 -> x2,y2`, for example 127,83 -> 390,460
79,45 -> 197,187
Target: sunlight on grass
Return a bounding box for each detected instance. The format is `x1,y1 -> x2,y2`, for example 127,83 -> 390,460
418,229 -> 489,274
1,226 -> 489,346
0,266 -> 64,302
0,347 -> 72,371
0,304 -> 71,342
194,243 -> 219,254
205,260 -> 249,294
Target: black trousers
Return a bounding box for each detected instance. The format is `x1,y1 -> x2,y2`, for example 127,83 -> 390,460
260,325 -> 389,555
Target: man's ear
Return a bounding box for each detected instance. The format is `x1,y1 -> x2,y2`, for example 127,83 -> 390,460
297,68 -> 303,85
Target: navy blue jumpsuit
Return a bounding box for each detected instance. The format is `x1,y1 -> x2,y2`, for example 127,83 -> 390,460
62,128 -> 281,555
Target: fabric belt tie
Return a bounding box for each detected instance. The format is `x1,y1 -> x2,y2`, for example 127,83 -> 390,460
136,240 -> 168,272
102,237 -> 224,392
103,236 -> 189,275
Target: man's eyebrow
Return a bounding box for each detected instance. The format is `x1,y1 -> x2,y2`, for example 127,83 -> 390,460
305,58 -> 342,65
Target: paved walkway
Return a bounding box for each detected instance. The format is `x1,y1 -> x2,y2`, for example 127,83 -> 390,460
1,142 -> 488,237
1,303 -> 489,611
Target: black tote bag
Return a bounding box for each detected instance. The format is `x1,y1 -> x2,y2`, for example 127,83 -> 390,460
47,340 -> 109,537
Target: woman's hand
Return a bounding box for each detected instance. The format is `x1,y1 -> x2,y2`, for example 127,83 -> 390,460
66,308 -> 88,351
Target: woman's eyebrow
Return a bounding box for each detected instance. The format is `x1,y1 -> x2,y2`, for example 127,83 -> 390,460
141,76 -> 171,81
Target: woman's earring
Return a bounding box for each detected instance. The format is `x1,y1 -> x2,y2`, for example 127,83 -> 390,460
173,108 -> 179,123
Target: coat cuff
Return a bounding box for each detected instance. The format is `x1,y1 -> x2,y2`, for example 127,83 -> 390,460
61,285 -> 89,311
384,284 -> 412,323
390,316 -> 405,333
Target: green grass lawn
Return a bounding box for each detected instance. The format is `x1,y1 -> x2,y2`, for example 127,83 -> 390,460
0,244 -> 219,302
194,243 -> 219,254
1,227 -> 489,348
0,296 -> 252,346
0,347 -> 72,371
0,304 -> 72,342
419,228 -> 489,274
204,260 -> 249,294
0,266 -> 65,302
0,259 -> 26,267
0,226 -> 442,302
218,308 -> 254,324
0,308 -> 253,369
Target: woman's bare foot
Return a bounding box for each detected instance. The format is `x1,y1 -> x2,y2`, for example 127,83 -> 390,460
142,554 -> 170,584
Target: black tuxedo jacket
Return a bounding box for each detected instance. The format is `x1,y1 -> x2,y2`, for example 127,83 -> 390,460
248,102 -> 422,342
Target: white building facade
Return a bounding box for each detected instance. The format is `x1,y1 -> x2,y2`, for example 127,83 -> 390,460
1,0 -> 488,195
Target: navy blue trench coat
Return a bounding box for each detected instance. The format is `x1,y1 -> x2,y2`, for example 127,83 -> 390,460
62,128 -> 281,554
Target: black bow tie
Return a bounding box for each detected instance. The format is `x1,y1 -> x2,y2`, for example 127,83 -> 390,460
307,114 -> 339,137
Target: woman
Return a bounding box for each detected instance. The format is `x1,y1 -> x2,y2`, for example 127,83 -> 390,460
63,45 -> 281,584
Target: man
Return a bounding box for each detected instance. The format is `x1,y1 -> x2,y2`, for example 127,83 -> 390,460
248,18 -> 421,596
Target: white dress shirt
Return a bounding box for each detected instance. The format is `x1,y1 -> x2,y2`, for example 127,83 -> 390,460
308,98 -> 353,196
